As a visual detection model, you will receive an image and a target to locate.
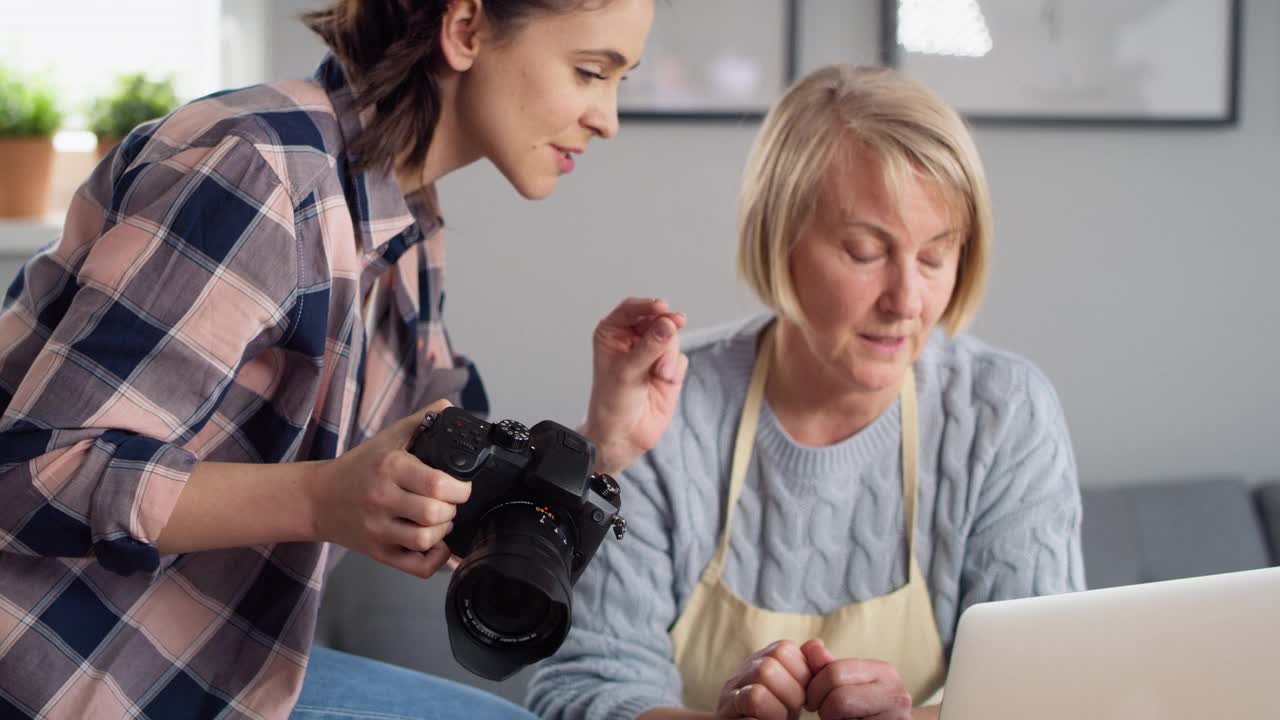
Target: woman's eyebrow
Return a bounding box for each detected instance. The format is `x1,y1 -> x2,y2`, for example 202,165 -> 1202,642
843,220 -> 960,245
578,48 -> 641,71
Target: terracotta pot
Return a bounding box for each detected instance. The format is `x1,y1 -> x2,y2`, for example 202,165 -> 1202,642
0,136 -> 56,219
95,135 -> 122,161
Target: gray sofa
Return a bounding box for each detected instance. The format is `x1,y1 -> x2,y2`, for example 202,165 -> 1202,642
314,476 -> 1280,705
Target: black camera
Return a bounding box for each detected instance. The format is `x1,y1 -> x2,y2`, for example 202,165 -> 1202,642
409,406 -> 626,680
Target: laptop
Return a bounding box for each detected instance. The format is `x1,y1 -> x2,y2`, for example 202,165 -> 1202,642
939,566 -> 1280,719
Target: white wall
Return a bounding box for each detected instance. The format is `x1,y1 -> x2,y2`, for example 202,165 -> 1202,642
431,1 -> 1280,487
4,1 -> 1272,488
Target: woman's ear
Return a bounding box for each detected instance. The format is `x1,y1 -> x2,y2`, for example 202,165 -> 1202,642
440,0 -> 486,72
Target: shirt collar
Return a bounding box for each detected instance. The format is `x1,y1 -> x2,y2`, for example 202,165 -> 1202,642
313,54 -> 443,261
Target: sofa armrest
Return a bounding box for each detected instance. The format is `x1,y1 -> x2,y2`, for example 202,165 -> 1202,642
1254,481 -> 1280,565
1082,476 -> 1271,589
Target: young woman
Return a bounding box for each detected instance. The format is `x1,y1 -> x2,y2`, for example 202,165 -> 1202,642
0,2 -> 679,718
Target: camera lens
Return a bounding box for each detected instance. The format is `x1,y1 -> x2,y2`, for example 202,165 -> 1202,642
469,573 -> 551,637
445,501 -> 576,680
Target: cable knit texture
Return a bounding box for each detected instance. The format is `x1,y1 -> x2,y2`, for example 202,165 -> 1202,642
527,314 -> 1084,720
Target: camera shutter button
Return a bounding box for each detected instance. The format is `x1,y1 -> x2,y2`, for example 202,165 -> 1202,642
448,452 -> 471,470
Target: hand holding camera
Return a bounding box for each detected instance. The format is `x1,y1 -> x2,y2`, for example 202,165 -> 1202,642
311,398 -> 469,580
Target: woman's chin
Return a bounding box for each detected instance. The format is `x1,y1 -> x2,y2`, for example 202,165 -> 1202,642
847,363 -> 909,395
507,172 -> 558,200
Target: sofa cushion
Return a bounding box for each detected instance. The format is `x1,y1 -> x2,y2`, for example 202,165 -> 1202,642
1081,476 -> 1272,589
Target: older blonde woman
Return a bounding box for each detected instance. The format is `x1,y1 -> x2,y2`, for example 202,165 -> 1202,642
526,64 -> 1084,720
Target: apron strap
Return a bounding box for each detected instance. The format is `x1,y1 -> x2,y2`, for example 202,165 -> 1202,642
705,323 -> 774,579
901,365 -> 918,556
707,321 -> 920,579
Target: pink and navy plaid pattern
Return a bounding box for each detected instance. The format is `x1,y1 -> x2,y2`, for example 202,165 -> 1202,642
0,57 -> 486,718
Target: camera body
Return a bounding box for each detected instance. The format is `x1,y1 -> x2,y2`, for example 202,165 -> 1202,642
408,406 -> 625,679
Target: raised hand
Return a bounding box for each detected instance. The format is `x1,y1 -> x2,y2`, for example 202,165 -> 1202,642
582,296 -> 688,475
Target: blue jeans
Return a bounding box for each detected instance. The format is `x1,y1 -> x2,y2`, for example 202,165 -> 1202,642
291,647 -> 537,720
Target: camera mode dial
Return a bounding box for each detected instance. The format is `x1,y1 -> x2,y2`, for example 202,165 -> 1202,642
590,473 -> 620,502
492,419 -> 531,452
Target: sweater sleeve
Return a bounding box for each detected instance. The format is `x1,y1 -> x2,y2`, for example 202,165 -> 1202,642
525,445 -> 688,720
957,361 -> 1086,620
522,352 -> 746,720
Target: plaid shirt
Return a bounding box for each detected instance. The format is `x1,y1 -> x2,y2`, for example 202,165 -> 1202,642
0,56 -> 486,719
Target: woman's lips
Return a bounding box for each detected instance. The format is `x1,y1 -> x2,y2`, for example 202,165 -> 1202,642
552,145 -> 578,173
860,334 -> 906,353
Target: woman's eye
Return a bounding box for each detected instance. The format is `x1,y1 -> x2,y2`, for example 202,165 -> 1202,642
847,247 -> 882,263
576,68 -> 608,82
921,254 -> 944,269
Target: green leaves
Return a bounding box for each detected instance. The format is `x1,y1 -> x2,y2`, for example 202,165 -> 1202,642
88,73 -> 180,139
0,66 -> 63,137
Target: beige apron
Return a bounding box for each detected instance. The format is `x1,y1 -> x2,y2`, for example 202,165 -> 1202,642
670,325 -> 946,715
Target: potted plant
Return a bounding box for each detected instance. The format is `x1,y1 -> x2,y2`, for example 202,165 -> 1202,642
88,73 -> 179,159
0,66 -> 63,219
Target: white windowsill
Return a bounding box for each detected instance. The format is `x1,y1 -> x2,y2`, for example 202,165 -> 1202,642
0,217 -> 62,259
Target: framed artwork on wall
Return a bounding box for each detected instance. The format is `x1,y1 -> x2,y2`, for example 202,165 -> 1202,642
792,0 -> 887,78
881,0 -> 1241,126
619,0 -> 798,120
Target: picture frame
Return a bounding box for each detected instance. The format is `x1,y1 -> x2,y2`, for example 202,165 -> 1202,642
792,0 -> 888,79
618,0 -> 798,121
880,0 -> 1242,126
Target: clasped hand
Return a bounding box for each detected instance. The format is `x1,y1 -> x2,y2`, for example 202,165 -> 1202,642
717,639 -> 914,720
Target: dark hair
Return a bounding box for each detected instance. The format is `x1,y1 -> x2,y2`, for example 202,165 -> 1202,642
304,0 -> 589,176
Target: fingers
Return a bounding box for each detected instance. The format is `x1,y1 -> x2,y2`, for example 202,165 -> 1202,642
817,683 -> 912,720
719,682 -> 788,720
764,640 -> 814,692
653,347 -> 689,385
390,399 -> 455,447
421,398 -> 454,414
377,541 -> 452,579
634,313 -> 681,358
801,638 -> 836,675
742,655 -> 807,713
394,455 -> 472,505
806,659 -> 900,714
597,298 -> 686,346
631,314 -> 685,385
601,297 -> 671,326
718,641 -> 811,720
630,311 -> 687,337
387,517 -> 454,552
396,487 -> 458,527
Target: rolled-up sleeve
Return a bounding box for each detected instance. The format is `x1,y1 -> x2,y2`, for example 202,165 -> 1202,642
0,131 -> 298,575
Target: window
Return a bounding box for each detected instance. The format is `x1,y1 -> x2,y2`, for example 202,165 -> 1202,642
0,0 -> 229,134
0,0 -> 273,229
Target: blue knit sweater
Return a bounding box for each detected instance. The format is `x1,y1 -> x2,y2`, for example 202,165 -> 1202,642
527,314 -> 1085,719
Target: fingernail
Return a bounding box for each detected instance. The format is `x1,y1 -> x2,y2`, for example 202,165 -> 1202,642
652,320 -> 672,340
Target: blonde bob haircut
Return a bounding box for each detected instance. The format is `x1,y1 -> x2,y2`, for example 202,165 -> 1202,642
737,64 -> 992,335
